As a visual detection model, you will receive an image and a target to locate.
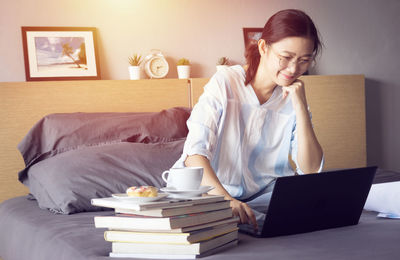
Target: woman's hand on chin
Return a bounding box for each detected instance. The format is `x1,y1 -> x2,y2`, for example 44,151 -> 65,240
281,79 -> 308,111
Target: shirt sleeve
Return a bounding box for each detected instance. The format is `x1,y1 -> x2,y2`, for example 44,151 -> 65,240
173,75 -> 225,168
290,110 -> 324,175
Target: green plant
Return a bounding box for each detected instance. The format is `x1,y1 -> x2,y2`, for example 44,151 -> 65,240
216,56 -> 229,65
177,58 -> 190,66
128,54 -> 142,66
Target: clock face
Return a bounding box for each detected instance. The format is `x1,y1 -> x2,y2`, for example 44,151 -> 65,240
148,57 -> 169,78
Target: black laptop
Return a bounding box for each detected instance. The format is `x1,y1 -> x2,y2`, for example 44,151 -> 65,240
240,166 -> 377,237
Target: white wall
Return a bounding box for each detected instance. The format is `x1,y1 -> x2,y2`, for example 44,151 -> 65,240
1,0 -> 399,171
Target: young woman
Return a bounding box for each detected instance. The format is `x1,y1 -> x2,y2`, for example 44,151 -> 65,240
173,9 -> 324,231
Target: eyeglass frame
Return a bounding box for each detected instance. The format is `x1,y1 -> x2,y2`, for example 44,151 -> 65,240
268,45 -> 316,70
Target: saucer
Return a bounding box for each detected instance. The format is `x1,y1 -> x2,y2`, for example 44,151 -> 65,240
111,193 -> 168,203
160,186 -> 214,198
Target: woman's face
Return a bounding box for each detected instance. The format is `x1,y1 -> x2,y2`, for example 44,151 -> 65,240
259,36 -> 315,86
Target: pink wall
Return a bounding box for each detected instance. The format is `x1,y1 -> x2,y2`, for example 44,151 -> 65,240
0,0 -> 300,81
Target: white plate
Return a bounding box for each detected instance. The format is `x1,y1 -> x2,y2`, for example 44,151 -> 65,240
111,193 -> 168,203
160,186 -> 214,198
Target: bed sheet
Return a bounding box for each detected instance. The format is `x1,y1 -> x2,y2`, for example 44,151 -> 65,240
1,168 -> 399,260
1,196 -> 399,260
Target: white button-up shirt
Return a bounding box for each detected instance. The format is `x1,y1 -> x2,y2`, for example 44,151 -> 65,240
174,65 -> 323,200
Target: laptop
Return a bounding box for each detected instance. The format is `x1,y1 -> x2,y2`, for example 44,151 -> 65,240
240,166 -> 377,237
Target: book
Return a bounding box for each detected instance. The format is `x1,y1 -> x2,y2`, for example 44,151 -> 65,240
104,222 -> 238,244
91,194 -> 225,211
109,239 -> 238,259
111,230 -> 238,255
94,208 -> 233,230
107,216 -> 240,233
115,200 -> 231,217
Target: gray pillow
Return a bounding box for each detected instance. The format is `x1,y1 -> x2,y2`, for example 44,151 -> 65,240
26,139 -> 185,214
18,107 -> 191,182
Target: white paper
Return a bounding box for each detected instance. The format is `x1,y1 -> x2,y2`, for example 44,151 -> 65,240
377,212 -> 400,219
364,181 -> 400,216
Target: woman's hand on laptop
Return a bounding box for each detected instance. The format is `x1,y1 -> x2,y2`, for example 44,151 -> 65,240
184,155 -> 258,231
230,198 -> 258,232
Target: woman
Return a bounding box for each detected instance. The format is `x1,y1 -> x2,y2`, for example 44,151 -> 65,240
174,9 -> 324,231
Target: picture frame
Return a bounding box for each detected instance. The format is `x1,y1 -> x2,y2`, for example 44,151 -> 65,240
243,27 -> 263,50
21,27 -> 101,81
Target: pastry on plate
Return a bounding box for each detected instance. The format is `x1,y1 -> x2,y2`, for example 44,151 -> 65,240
126,186 -> 158,197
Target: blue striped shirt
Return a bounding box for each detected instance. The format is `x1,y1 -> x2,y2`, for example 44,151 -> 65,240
174,65 -> 323,200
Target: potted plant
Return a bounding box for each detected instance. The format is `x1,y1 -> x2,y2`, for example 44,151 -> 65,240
216,56 -> 229,71
177,58 -> 191,79
128,54 -> 142,80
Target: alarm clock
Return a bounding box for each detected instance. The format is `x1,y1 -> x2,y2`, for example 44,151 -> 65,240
143,49 -> 169,79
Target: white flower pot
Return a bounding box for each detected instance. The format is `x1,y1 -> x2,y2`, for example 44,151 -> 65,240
177,65 -> 191,79
128,66 -> 141,80
216,65 -> 228,71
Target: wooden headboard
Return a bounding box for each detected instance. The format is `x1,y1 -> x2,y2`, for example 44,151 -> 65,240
0,75 -> 366,202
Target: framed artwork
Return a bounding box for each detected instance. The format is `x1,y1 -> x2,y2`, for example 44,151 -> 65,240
243,27 -> 263,49
21,27 -> 100,81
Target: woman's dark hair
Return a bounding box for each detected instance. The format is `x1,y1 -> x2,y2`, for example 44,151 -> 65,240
245,9 -> 322,85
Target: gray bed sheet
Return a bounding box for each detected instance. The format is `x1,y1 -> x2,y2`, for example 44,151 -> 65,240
1,168 -> 399,260
1,197 -> 399,260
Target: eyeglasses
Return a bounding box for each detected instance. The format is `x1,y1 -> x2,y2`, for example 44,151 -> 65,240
269,46 -> 315,70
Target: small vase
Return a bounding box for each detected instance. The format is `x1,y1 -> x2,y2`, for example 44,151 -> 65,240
128,66 -> 141,80
177,65 -> 191,79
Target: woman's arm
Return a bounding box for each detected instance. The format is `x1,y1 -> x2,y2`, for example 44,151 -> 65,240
185,154 -> 258,231
282,79 -> 323,174
294,104 -> 323,173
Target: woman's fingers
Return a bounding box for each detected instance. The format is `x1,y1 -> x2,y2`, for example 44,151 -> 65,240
238,202 -> 249,224
231,199 -> 258,231
241,202 -> 258,232
244,204 -> 258,231
231,200 -> 245,221
282,87 -> 290,98
231,200 -> 246,223
281,80 -> 308,110
282,80 -> 302,97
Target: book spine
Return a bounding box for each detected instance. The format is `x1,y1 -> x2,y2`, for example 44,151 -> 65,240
115,200 -> 231,217
170,208 -> 233,229
95,208 -> 233,230
104,230 -> 190,244
109,239 -> 238,259
94,215 -> 172,230
138,195 -> 226,211
109,252 -> 197,259
92,195 -> 226,211
91,199 -> 140,211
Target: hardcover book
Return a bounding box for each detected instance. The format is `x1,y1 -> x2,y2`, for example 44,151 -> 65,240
111,230 -> 238,255
107,216 -> 239,233
108,239 -> 238,259
115,200 -> 230,217
94,208 -> 233,230
91,194 -> 225,211
104,222 -> 238,244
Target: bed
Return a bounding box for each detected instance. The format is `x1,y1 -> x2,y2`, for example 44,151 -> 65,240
0,75 -> 399,260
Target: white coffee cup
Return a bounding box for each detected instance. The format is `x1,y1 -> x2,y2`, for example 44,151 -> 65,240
161,167 -> 203,190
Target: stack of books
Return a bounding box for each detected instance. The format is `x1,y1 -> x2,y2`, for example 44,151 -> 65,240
91,194 -> 239,259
